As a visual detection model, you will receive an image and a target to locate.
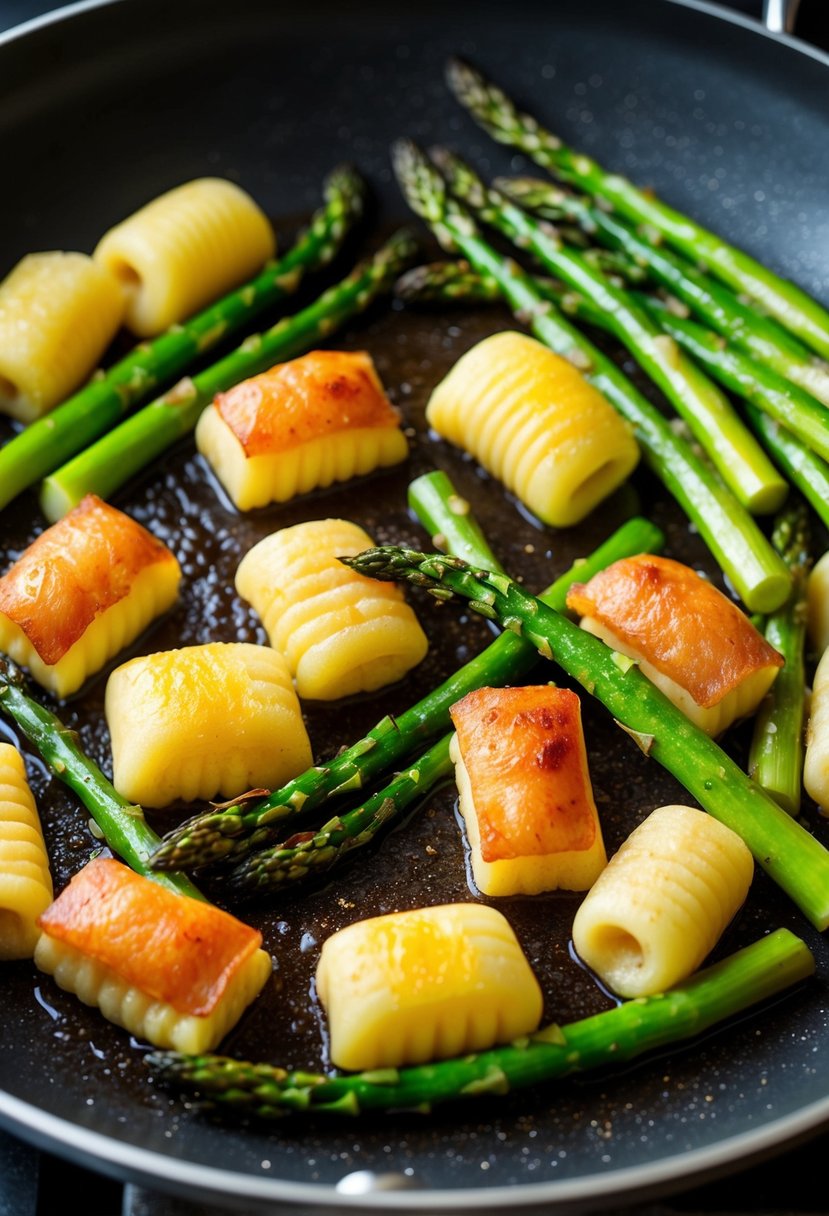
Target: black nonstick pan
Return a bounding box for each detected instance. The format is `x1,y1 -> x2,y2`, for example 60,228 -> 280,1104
1,0 -> 828,1211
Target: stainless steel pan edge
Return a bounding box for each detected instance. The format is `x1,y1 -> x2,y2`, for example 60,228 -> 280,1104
0,0 -> 828,1211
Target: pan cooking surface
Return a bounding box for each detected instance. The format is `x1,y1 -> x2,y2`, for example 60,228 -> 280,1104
1,0 -> 828,1208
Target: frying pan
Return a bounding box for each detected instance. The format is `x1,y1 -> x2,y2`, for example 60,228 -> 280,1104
0,0 -> 828,1211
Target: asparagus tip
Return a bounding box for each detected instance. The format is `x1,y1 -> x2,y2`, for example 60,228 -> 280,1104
390,138 -> 441,214
444,55 -> 484,103
323,162 -> 367,206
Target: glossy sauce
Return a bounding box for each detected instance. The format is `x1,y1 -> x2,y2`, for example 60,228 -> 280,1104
0,226 -> 825,1156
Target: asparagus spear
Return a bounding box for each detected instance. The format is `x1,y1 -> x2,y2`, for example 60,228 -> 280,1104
149,514 -> 665,873
38,229 -> 419,520
396,259 -> 509,306
636,300 -> 829,464
497,176 -> 829,408
0,658 -> 202,900
217,470 -> 500,894
397,259 -> 598,321
407,469 -> 506,570
341,545 -> 829,931
431,146 -> 784,515
0,165 -> 365,515
223,735 -> 454,899
748,504 -> 812,816
147,928 -> 813,1117
391,138 -> 791,615
741,407 -> 829,533
399,261 -> 829,536
446,58 -> 829,360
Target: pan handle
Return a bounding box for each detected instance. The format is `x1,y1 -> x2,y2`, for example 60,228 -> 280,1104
762,0 -> 801,33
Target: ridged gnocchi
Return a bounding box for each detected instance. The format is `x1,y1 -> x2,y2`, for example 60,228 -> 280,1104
34,857 -> 272,1052
566,554 -> 784,736
805,648 -> 829,812
450,685 -> 607,896
93,177 -> 275,336
196,350 -> 409,510
425,330 -> 639,527
0,251 -> 125,422
315,903 -> 543,1070
572,804 -> 754,997
235,518 -> 428,701
0,494 -> 181,699
105,641 -> 313,808
0,744 -> 53,960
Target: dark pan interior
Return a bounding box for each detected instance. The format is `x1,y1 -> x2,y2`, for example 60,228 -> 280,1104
1,0 -> 828,1210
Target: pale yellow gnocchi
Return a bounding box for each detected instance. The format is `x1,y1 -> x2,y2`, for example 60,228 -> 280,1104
0,744 -> 53,960
315,903 -> 543,1070
195,350 -> 408,511
450,685 -> 607,897
425,330 -> 639,527
0,251 -> 125,422
34,857 -> 272,1053
105,641 -> 313,808
572,804 -> 754,998
0,494 -> 181,699
235,518 -> 428,701
93,177 -> 275,336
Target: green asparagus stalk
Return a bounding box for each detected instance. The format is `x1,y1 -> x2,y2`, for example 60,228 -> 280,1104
397,260 -> 593,317
432,146 -> 785,515
215,472 -> 502,894
741,407 -> 829,533
341,545 -> 829,931
498,175 -> 829,409
407,469 -> 506,570
396,259 -> 507,306
146,928 -> 813,1117
223,735 -> 454,899
396,261 -> 829,534
0,658 -> 202,900
638,300 -> 829,464
397,259 -> 599,321
149,514 -> 665,873
748,504 -> 812,816
446,58 -> 829,360
0,166 -> 365,515
38,229 -> 419,520
392,138 -> 791,614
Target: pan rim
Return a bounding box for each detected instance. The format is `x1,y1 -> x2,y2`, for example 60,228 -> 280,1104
3,1086 -> 829,1211
1,0 -> 829,70
0,0 -> 828,1209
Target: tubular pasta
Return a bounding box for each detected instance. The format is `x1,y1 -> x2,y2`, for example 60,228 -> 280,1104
0,251 -> 124,422
0,744 -> 53,960
425,330 -> 639,527
235,518 -> 429,701
93,177 -> 275,336
571,804 -> 753,997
